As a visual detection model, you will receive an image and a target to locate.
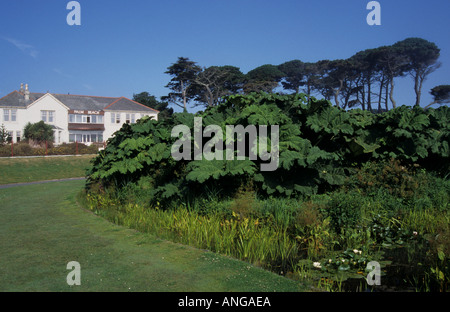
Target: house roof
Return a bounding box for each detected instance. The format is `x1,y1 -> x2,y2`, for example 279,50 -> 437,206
0,90 -> 159,113
53,94 -> 117,111
0,91 -> 45,108
104,97 -> 159,112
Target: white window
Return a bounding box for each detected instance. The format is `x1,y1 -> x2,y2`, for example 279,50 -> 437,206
111,113 -> 120,124
69,132 -> 104,143
11,109 -> 17,122
16,131 -> 21,142
71,134 -> 82,142
4,109 -> 10,122
69,114 -> 104,125
48,111 -> 54,123
41,110 -> 55,123
125,113 -> 136,124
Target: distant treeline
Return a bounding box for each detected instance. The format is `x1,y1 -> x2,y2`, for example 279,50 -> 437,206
135,37 -> 449,114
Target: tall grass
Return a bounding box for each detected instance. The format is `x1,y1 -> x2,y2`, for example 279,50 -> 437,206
85,193 -> 301,273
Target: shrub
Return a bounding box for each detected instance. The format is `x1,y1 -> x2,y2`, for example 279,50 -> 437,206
0,124 -> 10,145
0,141 -> 98,157
229,183 -> 259,220
322,190 -> 365,234
23,121 -> 54,144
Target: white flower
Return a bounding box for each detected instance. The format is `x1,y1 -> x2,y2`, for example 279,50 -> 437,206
353,249 -> 362,254
328,259 -> 332,263
413,231 -> 418,236
313,262 -> 322,269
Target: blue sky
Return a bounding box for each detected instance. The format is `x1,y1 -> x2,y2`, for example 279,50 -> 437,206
0,0 -> 449,112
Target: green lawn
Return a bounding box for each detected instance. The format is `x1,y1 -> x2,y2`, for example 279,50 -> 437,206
0,179 -> 306,292
0,155 -> 94,185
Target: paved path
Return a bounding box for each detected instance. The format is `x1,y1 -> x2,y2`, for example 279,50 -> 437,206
0,177 -> 86,189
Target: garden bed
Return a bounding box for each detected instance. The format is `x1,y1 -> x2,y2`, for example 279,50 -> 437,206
0,141 -> 100,157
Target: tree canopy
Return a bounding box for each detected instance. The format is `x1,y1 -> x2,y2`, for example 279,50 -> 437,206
132,92 -> 173,121
426,85 -> 450,109
162,57 -> 202,111
159,37 -> 445,112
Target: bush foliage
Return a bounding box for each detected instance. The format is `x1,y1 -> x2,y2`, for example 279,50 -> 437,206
86,92 -> 449,205
0,141 -> 98,157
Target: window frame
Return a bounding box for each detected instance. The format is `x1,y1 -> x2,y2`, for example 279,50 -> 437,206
41,110 -> 55,123
4,109 -> 10,122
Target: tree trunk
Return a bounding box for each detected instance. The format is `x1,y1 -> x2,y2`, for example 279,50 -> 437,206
367,79 -> 372,111
424,100 -> 438,109
417,74 -> 424,107
307,81 -> 311,104
181,80 -> 187,112
334,79 -> 343,108
378,79 -> 384,112
414,72 -> 421,107
389,77 -> 396,109
206,85 -> 214,107
360,85 -> 366,111
385,79 -> 389,111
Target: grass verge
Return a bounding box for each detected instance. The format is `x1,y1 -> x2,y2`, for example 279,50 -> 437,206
0,155 -> 94,185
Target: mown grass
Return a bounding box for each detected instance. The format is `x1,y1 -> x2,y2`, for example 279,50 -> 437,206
0,155 -> 94,185
0,180 -> 306,292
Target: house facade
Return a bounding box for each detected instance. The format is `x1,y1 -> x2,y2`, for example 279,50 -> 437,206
0,84 -> 159,144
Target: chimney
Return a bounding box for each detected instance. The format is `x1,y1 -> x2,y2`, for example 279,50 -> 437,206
24,84 -> 30,101
20,83 -> 24,93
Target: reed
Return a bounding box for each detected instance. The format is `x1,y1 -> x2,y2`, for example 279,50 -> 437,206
88,198 -> 301,272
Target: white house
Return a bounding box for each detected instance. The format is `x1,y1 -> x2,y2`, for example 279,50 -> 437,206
0,84 -> 159,144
